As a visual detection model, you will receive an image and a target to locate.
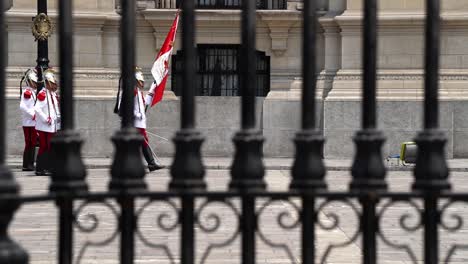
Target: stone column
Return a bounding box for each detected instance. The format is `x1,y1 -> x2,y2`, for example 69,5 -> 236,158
4,0 -> 12,66
319,16 -> 342,98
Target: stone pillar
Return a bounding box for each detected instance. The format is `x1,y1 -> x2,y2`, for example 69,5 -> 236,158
4,0 -> 12,65
319,17 -> 342,99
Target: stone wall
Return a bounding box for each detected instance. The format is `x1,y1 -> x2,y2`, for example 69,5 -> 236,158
6,97 -> 264,157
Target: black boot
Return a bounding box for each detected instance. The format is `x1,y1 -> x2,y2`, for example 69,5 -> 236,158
22,149 -> 31,171
142,146 -> 165,172
26,148 -> 35,171
35,152 -> 50,176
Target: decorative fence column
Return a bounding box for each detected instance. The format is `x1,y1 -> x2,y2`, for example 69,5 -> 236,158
110,0 -> 147,263
413,1 -> 451,263
290,0 -> 327,263
349,1 -> 387,264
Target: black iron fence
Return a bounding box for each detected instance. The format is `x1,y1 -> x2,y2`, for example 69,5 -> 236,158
0,0 -> 464,263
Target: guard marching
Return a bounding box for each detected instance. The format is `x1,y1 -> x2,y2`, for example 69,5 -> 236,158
19,69 -> 39,171
34,69 -> 61,175
115,67 -> 165,172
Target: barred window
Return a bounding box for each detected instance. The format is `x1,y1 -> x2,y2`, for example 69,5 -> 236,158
171,0 -> 287,9
171,44 -> 270,97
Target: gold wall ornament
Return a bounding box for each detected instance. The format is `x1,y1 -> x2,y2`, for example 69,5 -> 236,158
32,13 -> 53,41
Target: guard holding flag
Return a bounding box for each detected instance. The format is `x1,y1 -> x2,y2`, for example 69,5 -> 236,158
19,68 -> 39,171
34,69 -> 60,175
115,67 -> 164,172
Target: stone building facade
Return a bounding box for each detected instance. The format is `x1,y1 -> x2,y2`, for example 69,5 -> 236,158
5,0 -> 468,158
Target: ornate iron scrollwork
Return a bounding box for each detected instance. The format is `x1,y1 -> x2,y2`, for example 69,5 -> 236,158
135,199 -> 180,264
377,199 -> 422,264
196,199 -> 240,264
440,200 -> 468,264
317,199 -> 361,264
256,198 -> 301,263
73,201 -> 120,264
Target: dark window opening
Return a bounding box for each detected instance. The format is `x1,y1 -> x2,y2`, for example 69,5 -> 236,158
172,44 -> 270,97
172,0 -> 287,9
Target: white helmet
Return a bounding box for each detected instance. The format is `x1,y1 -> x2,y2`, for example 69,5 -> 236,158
25,68 -> 38,84
43,69 -> 57,84
135,67 -> 145,82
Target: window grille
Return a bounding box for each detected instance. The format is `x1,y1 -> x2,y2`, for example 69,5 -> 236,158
170,0 -> 287,9
172,44 -> 270,97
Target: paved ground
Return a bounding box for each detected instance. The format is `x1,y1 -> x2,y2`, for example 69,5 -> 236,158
6,156 -> 468,171
7,168 -> 468,263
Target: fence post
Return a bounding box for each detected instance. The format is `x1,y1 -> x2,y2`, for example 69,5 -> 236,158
110,1 -> 147,264
290,1 -> 327,264
48,0 -> 89,263
412,1 -> 451,263
349,0 -> 386,263
0,0 -> 29,263
169,1 -> 206,264
229,1 -> 265,264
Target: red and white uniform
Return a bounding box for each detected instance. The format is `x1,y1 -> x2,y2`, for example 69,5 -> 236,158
134,88 -> 147,129
20,87 -> 37,127
20,87 -> 37,155
118,87 -> 149,146
134,88 -> 150,147
34,89 -> 60,159
34,89 -> 60,133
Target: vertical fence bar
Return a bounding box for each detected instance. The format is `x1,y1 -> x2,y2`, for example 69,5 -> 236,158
169,2 -> 206,264
49,0 -> 88,263
424,0 -> 439,130
180,197 -> 196,264
362,0 -> 377,130
290,0 -> 327,264
0,1 -> 28,263
229,1 -> 265,264
361,194 -> 378,264
120,198 -> 136,264
412,0 -> 451,263
57,198 -> 74,264
121,0 -> 136,129
58,0 -> 73,131
301,0 -> 316,130
350,0 -> 386,263
241,196 -> 256,264
300,196 -> 316,263
423,196 -> 439,264
181,0 -> 195,129
240,0 -> 256,130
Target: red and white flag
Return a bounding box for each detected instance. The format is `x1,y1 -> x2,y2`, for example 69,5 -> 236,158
148,11 -> 180,107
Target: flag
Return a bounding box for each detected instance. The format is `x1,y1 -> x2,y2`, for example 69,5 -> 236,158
149,11 -> 180,107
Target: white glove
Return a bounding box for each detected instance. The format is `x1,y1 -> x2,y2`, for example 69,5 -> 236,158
135,112 -> 143,120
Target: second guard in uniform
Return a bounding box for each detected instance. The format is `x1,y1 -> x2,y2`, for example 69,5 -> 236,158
19,68 -> 39,171
34,69 -> 60,175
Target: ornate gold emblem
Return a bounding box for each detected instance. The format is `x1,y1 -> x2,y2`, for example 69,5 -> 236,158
32,13 -> 52,41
